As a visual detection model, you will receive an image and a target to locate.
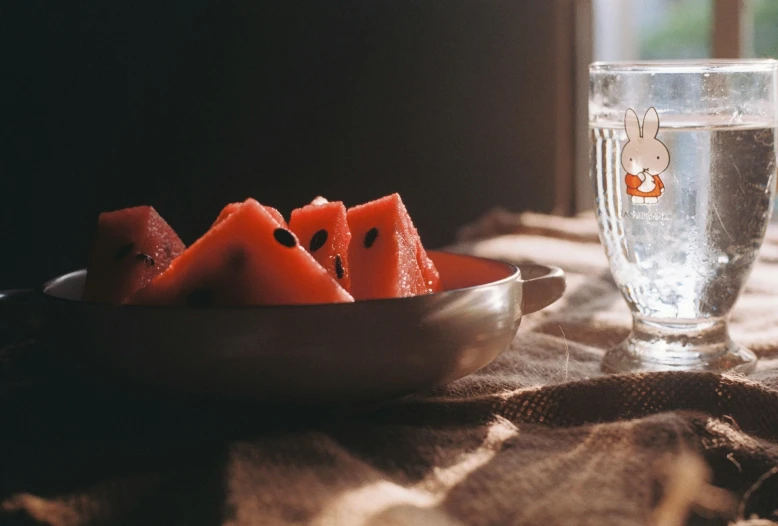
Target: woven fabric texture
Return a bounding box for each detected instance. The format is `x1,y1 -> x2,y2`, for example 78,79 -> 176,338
2,211 -> 778,525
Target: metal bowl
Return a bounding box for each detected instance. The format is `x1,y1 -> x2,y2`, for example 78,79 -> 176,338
10,251 -> 564,403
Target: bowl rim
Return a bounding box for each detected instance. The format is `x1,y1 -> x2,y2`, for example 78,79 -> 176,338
41,250 -> 523,311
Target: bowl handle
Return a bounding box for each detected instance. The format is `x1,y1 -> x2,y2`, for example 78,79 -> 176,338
518,264 -> 565,315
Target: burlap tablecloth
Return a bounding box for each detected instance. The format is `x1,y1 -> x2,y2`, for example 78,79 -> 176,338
3,211 -> 778,525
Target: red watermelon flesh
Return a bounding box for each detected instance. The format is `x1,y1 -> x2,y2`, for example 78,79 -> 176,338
401,211 -> 442,294
289,198 -> 352,292
130,198 -> 353,306
83,206 -> 185,304
347,193 -> 431,300
212,202 -> 286,228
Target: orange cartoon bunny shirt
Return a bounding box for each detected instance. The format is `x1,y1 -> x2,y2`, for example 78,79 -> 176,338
622,107 -> 669,204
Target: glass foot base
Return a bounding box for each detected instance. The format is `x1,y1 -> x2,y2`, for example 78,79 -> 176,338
602,343 -> 757,374
601,319 -> 757,374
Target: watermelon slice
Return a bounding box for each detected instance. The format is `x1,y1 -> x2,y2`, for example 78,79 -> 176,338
212,201 -> 286,228
347,193 -> 439,300
130,198 -> 353,306
289,197 -> 351,291
83,206 -> 185,304
401,210 -> 442,294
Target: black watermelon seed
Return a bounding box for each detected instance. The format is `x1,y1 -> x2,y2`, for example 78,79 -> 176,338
335,254 -> 344,279
135,253 -> 155,266
274,228 -> 297,248
114,242 -> 134,261
309,229 -> 328,252
230,248 -> 246,271
186,288 -> 214,307
364,227 -> 379,248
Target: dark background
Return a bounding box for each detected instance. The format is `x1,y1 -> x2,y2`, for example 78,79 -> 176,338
2,1 -> 566,288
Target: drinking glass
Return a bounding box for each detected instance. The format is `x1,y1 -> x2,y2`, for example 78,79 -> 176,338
589,60 -> 778,374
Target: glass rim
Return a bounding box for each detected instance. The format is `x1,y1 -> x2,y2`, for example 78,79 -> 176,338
590,59 -> 778,73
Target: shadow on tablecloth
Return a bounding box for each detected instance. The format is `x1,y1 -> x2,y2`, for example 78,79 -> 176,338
2,211 -> 778,525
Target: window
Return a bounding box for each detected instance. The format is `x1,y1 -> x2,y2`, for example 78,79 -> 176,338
593,0 -> 712,62
591,0 -> 778,62
753,0 -> 778,58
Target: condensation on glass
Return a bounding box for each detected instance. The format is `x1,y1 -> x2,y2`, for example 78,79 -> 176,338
589,60 -> 778,374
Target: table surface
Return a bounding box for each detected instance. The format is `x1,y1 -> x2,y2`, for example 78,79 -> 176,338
2,210 -> 778,526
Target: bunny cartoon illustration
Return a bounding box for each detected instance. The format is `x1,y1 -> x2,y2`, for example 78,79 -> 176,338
622,107 -> 669,204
